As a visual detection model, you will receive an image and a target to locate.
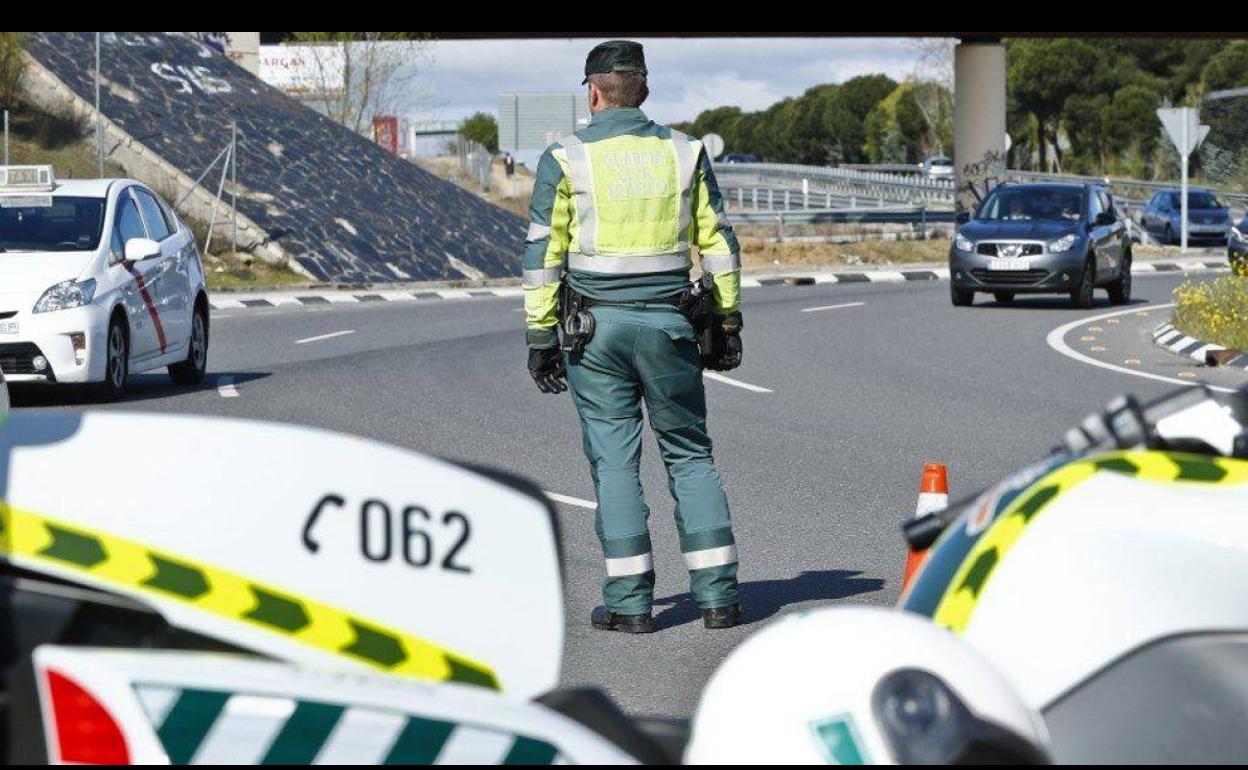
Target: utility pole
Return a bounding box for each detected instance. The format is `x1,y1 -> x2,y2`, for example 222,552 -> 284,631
230,122 -> 238,255
3,110 -> 8,166
95,32 -> 103,176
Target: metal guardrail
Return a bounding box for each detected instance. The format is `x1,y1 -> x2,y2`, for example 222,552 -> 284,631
715,162 -> 955,207
730,205 -> 956,226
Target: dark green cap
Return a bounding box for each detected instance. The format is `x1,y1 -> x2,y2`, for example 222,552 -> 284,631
582,40 -> 647,85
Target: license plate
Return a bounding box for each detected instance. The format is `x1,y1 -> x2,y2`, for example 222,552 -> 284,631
988,258 -> 1031,271
0,321 -> 17,335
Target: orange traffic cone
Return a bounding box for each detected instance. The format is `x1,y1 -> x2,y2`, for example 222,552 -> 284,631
901,463 -> 949,592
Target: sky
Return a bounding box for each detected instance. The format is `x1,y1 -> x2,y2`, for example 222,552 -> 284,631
399,37 -> 931,125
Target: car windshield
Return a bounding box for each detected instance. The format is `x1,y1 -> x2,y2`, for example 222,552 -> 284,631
976,188 -> 1083,222
0,196 -> 105,252
929,158 -> 952,167
1169,191 -> 1222,209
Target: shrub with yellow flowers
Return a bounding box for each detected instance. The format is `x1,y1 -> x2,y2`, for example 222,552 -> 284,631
1172,260 -> 1248,351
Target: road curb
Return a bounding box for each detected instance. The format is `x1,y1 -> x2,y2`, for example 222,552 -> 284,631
207,259 -> 1233,312
1151,322 -> 1248,372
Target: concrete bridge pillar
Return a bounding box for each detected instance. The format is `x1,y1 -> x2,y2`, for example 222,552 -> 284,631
954,38 -> 1007,215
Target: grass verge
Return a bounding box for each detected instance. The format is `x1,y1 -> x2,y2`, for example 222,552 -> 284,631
1172,263 -> 1248,351
740,237 -> 951,270
204,253 -> 309,290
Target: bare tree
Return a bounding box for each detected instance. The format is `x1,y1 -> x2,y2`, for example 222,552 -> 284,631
290,33 -> 432,135
907,38 -> 956,157
909,37 -> 955,91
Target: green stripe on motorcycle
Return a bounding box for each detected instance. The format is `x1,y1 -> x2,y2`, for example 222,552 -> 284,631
156,689 -> 229,764
260,700 -> 344,764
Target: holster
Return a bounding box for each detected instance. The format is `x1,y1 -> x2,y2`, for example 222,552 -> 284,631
558,279 -> 596,355
678,273 -> 717,367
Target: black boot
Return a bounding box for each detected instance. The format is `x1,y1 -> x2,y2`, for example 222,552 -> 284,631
591,605 -> 653,634
702,603 -> 742,629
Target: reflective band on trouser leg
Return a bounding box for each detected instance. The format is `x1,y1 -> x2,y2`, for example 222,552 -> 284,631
699,253 -> 740,273
522,267 -> 563,287
561,135 -> 598,256
567,252 -> 692,274
606,552 -> 654,577
669,131 -> 697,250
683,544 -> 738,571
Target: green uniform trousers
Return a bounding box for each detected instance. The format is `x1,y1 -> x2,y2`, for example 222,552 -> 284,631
565,304 -> 739,615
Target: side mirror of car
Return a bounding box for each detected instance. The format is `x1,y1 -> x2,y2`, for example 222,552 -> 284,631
955,211 -> 970,225
123,237 -> 161,263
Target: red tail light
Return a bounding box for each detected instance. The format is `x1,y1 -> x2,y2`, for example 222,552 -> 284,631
44,669 -> 130,765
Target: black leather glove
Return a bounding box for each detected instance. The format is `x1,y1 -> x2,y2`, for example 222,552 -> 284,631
528,346 -> 567,394
707,312 -> 743,372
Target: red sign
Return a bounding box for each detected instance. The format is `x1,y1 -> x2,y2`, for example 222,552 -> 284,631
372,116 -> 399,155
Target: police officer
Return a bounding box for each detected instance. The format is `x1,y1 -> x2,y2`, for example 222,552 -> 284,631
523,41 -> 744,633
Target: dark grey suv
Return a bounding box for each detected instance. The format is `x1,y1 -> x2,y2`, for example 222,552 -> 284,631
949,183 -> 1132,308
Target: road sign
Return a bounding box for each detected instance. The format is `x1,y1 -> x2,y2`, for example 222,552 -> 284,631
701,132 -> 725,160
1158,108 -> 1210,155
1156,107 -> 1212,252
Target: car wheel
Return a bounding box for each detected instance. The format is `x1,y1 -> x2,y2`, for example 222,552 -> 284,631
950,283 -> 974,307
1108,250 -> 1133,305
1070,257 -> 1096,309
169,303 -> 209,385
97,315 -> 129,401
993,291 -> 1015,304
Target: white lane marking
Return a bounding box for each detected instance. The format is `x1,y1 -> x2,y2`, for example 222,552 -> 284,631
217,375 -> 241,398
295,330 -> 355,345
543,491 -> 597,510
801,301 -> 866,313
704,370 -> 775,393
1045,303 -> 1235,394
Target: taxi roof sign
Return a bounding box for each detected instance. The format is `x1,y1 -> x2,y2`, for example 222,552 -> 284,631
0,165 -> 56,191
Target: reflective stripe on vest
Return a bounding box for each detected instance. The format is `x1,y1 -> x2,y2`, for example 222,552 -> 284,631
522,266 -> 563,287
700,253 -> 740,273
669,130 -> 697,252
567,251 -> 692,275
560,135 -> 598,256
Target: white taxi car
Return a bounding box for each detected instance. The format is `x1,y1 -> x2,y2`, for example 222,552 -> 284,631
0,166 -> 208,399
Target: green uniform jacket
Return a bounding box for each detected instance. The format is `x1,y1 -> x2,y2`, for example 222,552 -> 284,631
522,107 -> 741,349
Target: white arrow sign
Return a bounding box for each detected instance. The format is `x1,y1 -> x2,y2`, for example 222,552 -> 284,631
1157,107 -> 1210,156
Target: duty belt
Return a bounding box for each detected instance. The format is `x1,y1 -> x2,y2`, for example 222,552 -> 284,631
582,295 -> 683,308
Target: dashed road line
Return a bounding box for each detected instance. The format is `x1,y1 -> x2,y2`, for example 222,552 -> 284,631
295,330 -> 355,345
543,491 -> 597,510
217,375 -> 241,398
703,371 -> 774,393
801,301 -> 866,313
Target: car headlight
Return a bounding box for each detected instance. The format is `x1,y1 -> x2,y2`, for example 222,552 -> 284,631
34,278 -> 97,313
954,233 -> 974,252
1049,234 -> 1078,253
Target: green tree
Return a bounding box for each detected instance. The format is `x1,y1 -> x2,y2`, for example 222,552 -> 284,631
1202,41 -> 1248,91
0,32 -> 24,114
458,112 -> 498,154
1099,85 -> 1161,176
1008,39 -> 1106,170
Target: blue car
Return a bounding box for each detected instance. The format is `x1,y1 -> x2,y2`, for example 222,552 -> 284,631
1139,188 -> 1231,246
949,183 -> 1132,308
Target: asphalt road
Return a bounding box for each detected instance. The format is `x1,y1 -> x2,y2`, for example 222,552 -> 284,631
8,271 -> 1239,719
